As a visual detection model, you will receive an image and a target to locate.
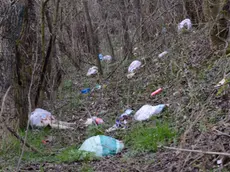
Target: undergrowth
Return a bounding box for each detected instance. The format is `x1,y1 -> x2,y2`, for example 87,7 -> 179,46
0,128 -> 96,170
124,119 -> 176,152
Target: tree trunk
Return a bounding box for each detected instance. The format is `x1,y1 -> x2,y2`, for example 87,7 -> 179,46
133,0 -> 142,41
83,0 -> 103,75
203,0 -> 230,51
120,0 -> 133,59
97,0 -> 116,62
14,0 -> 37,129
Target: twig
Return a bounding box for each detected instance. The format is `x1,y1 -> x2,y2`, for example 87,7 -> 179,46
213,129 -> 230,138
5,125 -> 41,154
0,86 -> 11,119
0,87 -> 41,154
163,146 -> 230,156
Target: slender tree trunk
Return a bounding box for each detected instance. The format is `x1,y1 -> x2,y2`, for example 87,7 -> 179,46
133,0 -> 142,41
97,0 -> 115,61
120,0 -> 133,59
83,0 -> 103,75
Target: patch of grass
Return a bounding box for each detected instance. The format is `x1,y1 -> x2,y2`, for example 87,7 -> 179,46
86,125 -> 105,138
124,120 -> 176,152
63,79 -> 73,90
0,128 -> 97,170
55,146 -> 97,163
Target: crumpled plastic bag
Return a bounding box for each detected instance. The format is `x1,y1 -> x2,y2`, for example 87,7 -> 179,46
79,135 -> 124,157
134,104 -> 166,121
87,66 -> 98,76
102,55 -> 112,61
158,51 -> 168,58
178,18 -> 192,32
30,108 -> 75,129
128,60 -> 142,73
29,108 -> 55,127
106,109 -> 133,132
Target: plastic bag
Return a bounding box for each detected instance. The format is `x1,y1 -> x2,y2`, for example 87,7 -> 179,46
84,117 -> 104,126
30,108 -> 75,129
178,18 -> 192,32
102,55 -> 112,61
128,60 -> 142,73
79,135 -> 124,157
134,104 -> 166,121
87,66 -> 98,76
29,108 -> 55,127
158,51 -> 168,58
81,88 -> 91,94
106,109 -> 133,132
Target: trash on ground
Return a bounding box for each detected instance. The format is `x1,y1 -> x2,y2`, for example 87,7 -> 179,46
106,109 -> 134,132
87,66 -> 98,76
128,60 -> 142,73
42,136 -> 55,145
134,104 -> 166,121
81,88 -> 91,94
29,108 -> 75,129
158,51 -> 168,58
99,54 -> 103,60
102,55 -> 112,61
217,159 -> 222,165
133,47 -> 139,56
79,135 -> 124,157
95,84 -> 102,90
84,116 -> 104,126
151,88 -> 163,97
215,78 -> 226,88
127,72 -> 136,79
178,18 -> 192,33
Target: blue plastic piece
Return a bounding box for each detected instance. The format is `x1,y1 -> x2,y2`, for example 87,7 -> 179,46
81,88 -> 91,94
99,54 -> 103,60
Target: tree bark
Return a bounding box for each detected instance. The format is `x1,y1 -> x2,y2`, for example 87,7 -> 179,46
203,0 -> 230,51
97,0 -> 116,62
120,0 -> 133,59
14,0 -> 37,129
83,0 -> 103,75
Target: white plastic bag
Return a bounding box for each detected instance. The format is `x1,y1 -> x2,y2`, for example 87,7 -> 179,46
134,104 -> 166,121
29,108 -> 75,129
87,66 -> 98,76
102,55 -> 112,61
128,60 -> 142,73
158,51 -> 168,58
79,135 -> 124,157
29,108 -> 55,127
178,18 -> 192,32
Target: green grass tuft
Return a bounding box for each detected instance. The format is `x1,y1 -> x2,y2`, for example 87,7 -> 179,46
124,120 -> 176,152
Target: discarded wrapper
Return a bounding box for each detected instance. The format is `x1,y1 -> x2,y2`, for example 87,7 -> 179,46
215,78 -> 226,88
151,88 -> 163,96
84,117 -> 104,126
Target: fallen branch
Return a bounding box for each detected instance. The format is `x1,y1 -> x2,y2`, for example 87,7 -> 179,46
163,146 -> 230,156
6,125 -> 41,153
0,86 -> 41,154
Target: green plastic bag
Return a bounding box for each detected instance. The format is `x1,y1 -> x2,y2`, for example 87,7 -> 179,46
79,135 -> 124,157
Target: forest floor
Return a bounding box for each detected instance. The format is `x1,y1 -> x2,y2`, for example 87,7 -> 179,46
2,27 -> 230,172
